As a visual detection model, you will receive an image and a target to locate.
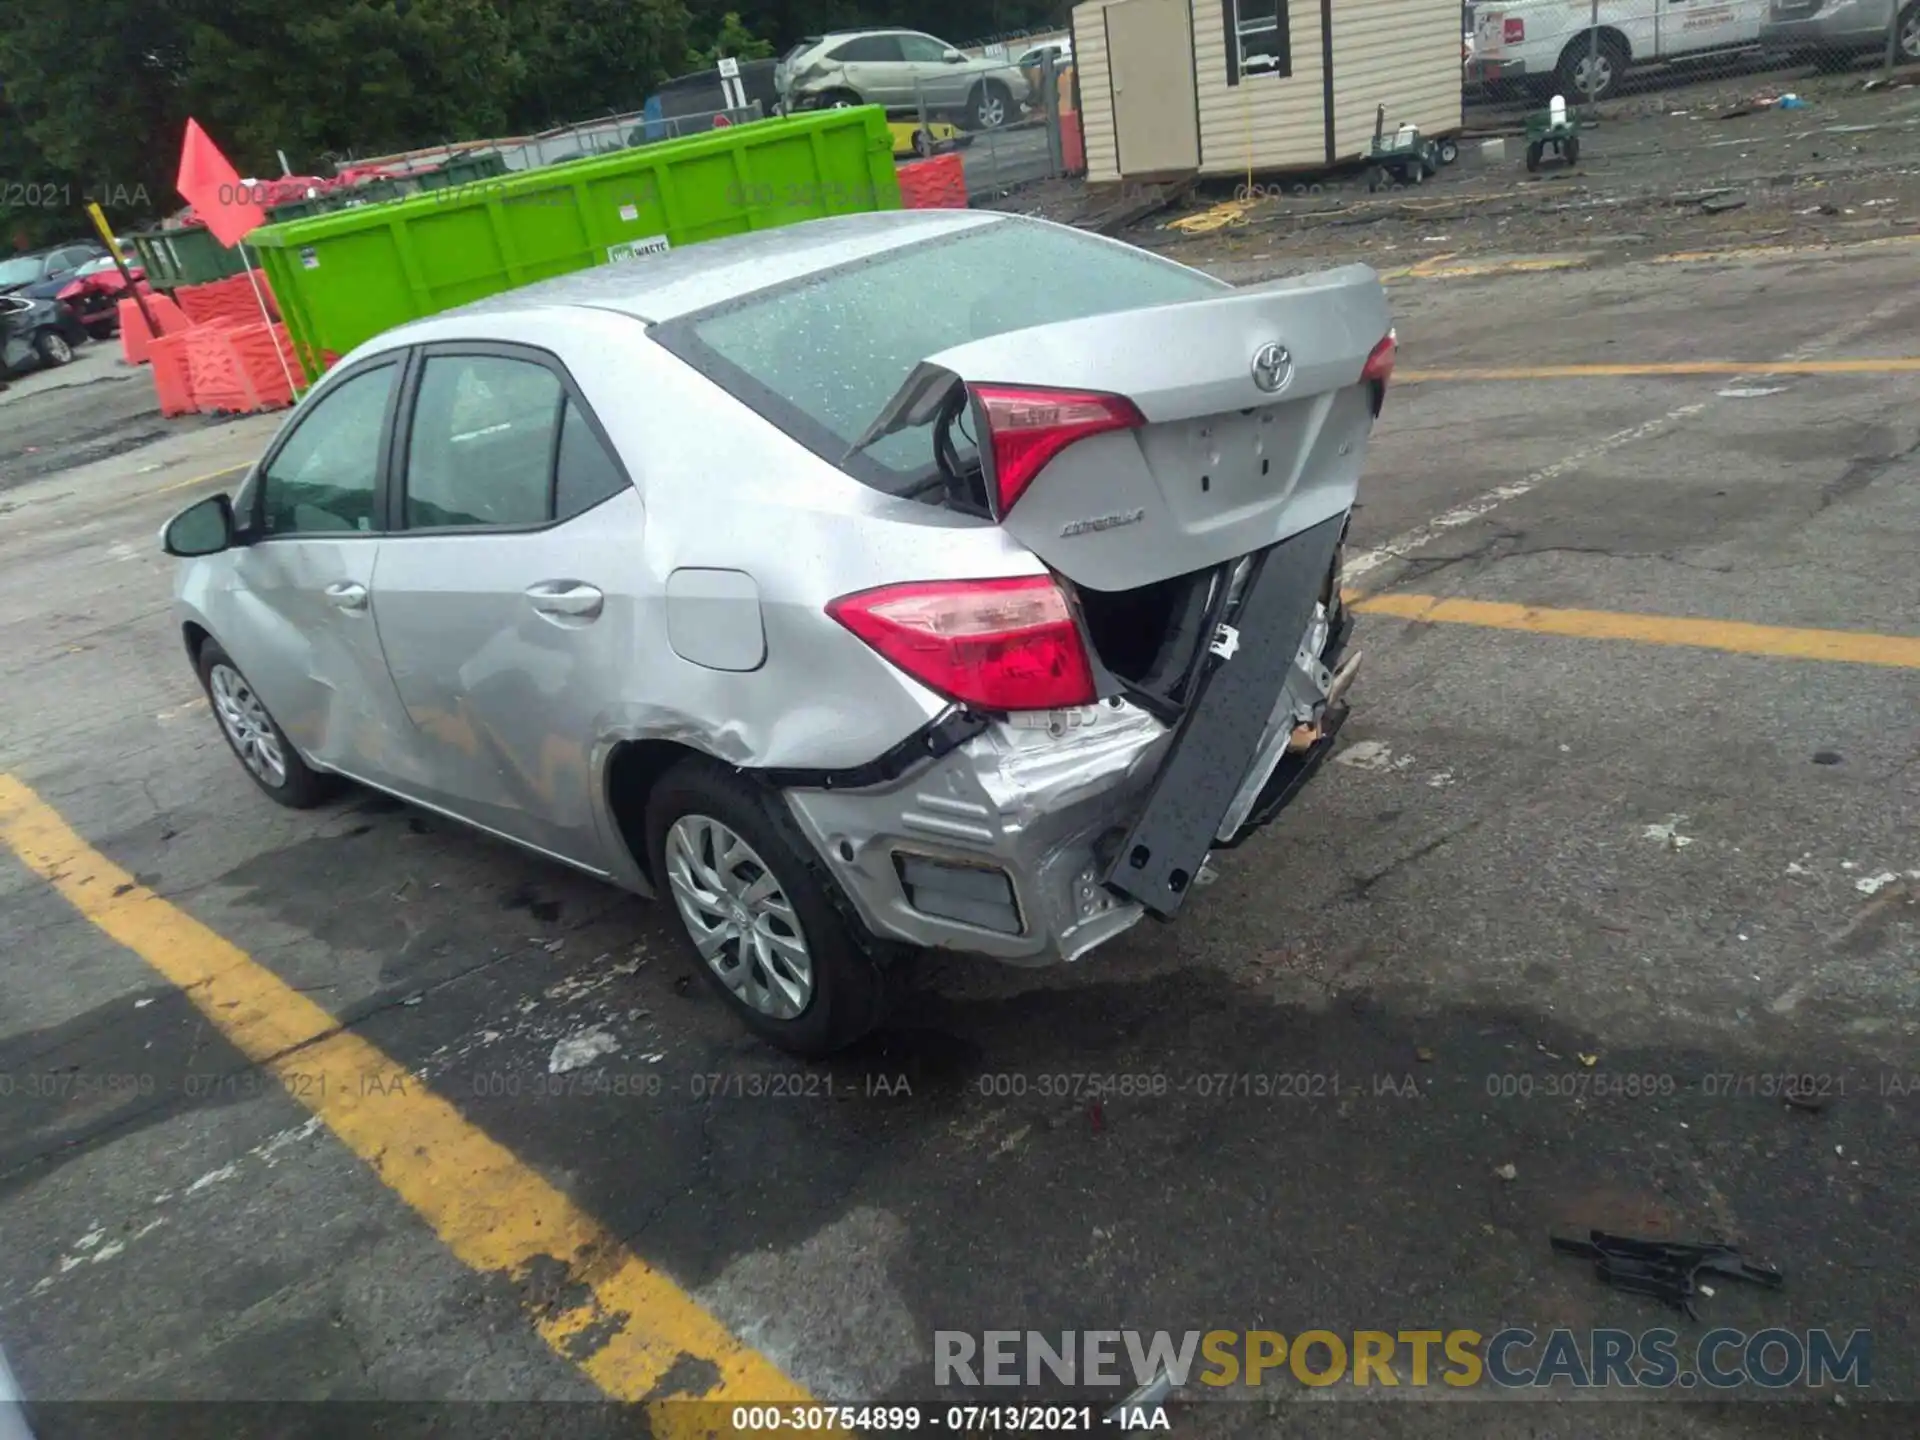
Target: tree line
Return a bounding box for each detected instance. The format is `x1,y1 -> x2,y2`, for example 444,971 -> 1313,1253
0,0 -> 1061,245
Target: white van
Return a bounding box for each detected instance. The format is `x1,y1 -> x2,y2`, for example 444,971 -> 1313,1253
1469,1 -> 1769,100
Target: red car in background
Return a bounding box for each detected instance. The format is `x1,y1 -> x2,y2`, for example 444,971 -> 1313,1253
56,250 -> 151,340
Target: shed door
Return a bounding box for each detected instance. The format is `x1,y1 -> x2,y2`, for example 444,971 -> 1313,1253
1106,0 -> 1200,175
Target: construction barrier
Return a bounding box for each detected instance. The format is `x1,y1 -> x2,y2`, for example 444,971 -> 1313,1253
118,292 -> 193,367
1061,106 -> 1086,177
896,153 -> 968,210
147,331 -> 199,417
174,272 -> 280,329
182,320 -> 301,414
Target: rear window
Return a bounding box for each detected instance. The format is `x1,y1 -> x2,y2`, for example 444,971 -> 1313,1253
656,222 -> 1225,493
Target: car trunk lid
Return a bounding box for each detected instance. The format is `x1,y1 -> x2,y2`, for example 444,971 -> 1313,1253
850,263 -> 1392,593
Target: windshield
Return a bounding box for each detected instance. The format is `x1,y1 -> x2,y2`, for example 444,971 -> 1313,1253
0,257 -> 47,286
661,221 -> 1225,492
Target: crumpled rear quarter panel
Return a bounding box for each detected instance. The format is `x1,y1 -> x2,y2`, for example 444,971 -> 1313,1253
782,701 -> 1173,963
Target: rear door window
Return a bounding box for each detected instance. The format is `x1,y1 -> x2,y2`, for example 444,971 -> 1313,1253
656,222 -> 1225,491
404,355 -> 563,529
398,350 -> 631,530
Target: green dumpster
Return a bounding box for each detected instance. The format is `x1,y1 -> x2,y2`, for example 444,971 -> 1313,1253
416,153 -> 509,191
127,186 -> 401,289
129,225 -> 252,289
247,107 -> 901,384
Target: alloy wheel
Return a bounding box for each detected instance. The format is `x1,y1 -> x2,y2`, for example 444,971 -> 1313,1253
42,334 -> 72,364
665,814 -> 814,1020
209,663 -> 288,787
1903,10 -> 1920,60
976,92 -> 1006,128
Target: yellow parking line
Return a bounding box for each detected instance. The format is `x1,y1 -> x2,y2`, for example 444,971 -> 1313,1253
1397,358 -> 1920,383
1654,232 -> 1920,265
1384,255 -> 1589,283
152,463 -> 249,496
0,775 -> 827,1431
1352,594 -> 1920,668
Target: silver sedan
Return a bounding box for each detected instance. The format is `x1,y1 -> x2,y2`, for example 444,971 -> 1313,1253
162,210 -> 1394,1055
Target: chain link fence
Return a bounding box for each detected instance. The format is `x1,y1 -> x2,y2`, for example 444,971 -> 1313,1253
899,47 -> 1077,204
337,102 -> 765,182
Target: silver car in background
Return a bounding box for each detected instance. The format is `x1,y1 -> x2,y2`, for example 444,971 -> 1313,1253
1762,0 -> 1920,63
775,30 -> 1032,129
162,211 -> 1394,1056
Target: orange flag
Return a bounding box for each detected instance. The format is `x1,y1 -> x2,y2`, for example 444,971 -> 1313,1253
176,119 -> 268,247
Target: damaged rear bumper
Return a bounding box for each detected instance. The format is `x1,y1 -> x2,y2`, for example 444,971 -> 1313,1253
783,700 -> 1174,966
782,526 -> 1357,966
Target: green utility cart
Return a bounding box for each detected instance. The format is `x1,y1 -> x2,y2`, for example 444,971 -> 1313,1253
1524,109 -> 1581,172
247,107 -> 901,385
1362,103 -> 1458,192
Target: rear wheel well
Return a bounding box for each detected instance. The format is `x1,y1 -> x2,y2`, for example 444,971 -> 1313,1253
605,738 -> 711,885
1561,27 -> 1631,67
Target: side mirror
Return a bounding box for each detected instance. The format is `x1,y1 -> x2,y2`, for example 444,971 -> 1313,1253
943,47 -> 965,62
162,492 -> 237,557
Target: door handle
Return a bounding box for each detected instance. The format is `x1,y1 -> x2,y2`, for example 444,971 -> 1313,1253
325,581 -> 369,612
525,581 -> 604,620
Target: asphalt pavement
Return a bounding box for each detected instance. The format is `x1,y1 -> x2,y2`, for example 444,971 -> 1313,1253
0,230 -> 1915,1438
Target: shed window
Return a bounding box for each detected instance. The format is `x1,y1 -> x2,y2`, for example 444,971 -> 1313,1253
1224,0 -> 1291,85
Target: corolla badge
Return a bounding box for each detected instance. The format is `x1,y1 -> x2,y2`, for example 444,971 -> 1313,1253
1251,341 -> 1293,394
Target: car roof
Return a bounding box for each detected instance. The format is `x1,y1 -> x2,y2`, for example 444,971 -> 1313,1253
405,209 -> 1006,334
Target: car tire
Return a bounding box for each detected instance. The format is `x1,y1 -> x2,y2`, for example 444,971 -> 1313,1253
967,80 -> 1013,130
33,329 -> 73,367
1901,2 -> 1920,63
196,639 -> 342,809
1564,135 -> 1581,168
1436,138 -> 1460,166
644,757 -> 890,1058
1526,140 -> 1545,173
1556,33 -> 1627,103
816,88 -> 863,109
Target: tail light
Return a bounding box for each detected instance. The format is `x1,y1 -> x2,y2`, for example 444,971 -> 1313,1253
827,575 -> 1096,711
1503,17 -> 1526,43
1362,330 -> 1397,386
970,384 -> 1144,518
1362,330 -> 1396,415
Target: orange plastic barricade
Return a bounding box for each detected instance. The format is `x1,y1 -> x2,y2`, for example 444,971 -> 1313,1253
117,296 -> 154,366
118,291 -> 196,366
1061,107 -> 1086,176
147,331 -> 198,416
182,320 -> 299,414
175,272 -> 279,328
896,154 -> 968,209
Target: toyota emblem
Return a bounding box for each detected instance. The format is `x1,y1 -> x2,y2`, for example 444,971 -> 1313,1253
1251,342 -> 1293,394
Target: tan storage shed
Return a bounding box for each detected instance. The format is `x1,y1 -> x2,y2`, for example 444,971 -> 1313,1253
1071,0 -> 1463,185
